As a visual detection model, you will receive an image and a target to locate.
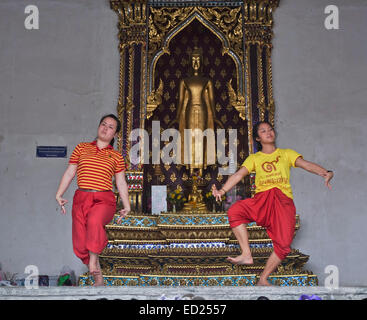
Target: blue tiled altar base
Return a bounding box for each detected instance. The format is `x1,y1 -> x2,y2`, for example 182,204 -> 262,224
111,215 -> 299,228
78,274 -> 317,287
79,276 -> 139,286
111,215 -> 267,228
269,275 -> 318,287
112,216 -> 157,227
158,215 -> 229,225
140,275 -> 258,286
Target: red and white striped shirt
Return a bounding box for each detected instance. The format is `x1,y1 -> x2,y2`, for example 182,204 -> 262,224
69,141 -> 125,191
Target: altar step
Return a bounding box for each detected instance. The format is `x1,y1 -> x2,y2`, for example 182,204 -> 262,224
96,213 -> 316,287
1,286 -> 366,300
78,271 -> 317,287
106,213 -> 301,242
95,247 -> 313,283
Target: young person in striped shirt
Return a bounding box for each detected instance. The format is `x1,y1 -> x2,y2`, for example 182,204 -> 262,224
212,121 -> 334,286
56,114 -> 130,286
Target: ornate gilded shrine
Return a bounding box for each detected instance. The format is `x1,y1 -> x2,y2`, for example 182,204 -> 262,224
78,0 -> 318,286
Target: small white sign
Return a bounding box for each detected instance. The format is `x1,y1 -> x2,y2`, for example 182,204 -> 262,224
151,185 -> 167,215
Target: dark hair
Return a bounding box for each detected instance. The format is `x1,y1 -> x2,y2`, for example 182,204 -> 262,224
99,114 -> 121,147
253,121 -> 274,151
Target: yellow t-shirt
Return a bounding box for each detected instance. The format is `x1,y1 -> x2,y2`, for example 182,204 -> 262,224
241,148 -> 302,199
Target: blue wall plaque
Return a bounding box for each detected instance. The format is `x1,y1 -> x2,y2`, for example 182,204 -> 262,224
37,146 -> 67,158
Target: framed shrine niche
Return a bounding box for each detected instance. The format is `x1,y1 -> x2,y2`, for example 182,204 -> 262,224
144,8 -> 249,213
110,1 -> 280,214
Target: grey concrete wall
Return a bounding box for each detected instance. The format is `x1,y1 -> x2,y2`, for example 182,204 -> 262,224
0,0 -> 366,286
273,0 -> 367,286
0,0 -> 120,279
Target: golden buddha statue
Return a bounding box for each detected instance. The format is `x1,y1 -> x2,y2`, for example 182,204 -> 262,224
170,47 -> 222,176
183,180 -> 206,211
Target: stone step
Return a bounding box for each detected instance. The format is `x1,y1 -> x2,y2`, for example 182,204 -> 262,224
1,286 -> 366,300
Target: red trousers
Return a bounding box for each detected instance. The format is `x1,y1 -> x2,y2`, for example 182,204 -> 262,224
227,187 -> 296,260
71,189 -> 116,265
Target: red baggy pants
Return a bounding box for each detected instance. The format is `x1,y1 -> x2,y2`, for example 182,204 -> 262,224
71,189 -> 116,265
227,187 -> 296,260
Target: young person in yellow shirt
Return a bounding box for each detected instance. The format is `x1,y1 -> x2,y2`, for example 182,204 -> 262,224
212,121 -> 334,286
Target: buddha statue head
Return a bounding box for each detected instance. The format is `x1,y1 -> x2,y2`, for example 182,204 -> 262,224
191,47 -> 203,74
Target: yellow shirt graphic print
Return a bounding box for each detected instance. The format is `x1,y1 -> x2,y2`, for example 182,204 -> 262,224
241,148 -> 302,199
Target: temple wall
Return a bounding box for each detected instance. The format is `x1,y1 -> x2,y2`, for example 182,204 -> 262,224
0,0 -> 366,286
272,0 -> 367,286
0,0 -> 120,279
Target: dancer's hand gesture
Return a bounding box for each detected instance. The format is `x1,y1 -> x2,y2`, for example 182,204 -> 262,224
56,196 -> 68,215
211,185 -> 224,202
323,171 -> 334,190
117,208 -> 130,224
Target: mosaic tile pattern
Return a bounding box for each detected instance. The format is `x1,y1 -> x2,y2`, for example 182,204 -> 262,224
78,274 -> 317,287
158,215 -> 229,226
78,276 -> 139,287
111,216 -> 157,227
269,276 -> 318,287
139,275 -> 259,287
110,215 -> 298,228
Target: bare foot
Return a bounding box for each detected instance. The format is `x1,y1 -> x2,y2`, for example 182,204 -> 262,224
88,251 -> 100,275
93,259 -> 105,287
227,254 -> 253,265
93,272 -> 105,287
257,278 -> 272,286
88,261 -> 99,276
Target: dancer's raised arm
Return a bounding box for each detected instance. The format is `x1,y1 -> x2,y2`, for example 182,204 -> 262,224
212,166 -> 249,201
295,157 -> 334,189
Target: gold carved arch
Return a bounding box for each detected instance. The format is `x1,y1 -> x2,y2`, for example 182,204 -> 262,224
146,6 -> 246,122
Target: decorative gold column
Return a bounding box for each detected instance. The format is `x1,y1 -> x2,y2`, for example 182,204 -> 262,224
116,44 -> 126,154
126,45 -> 135,166
244,0 -> 279,196
244,0 -> 279,146
111,0 -> 147,212
257,43 -> 266,122
110,0 -> 147,165
265,44 -> 275,126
